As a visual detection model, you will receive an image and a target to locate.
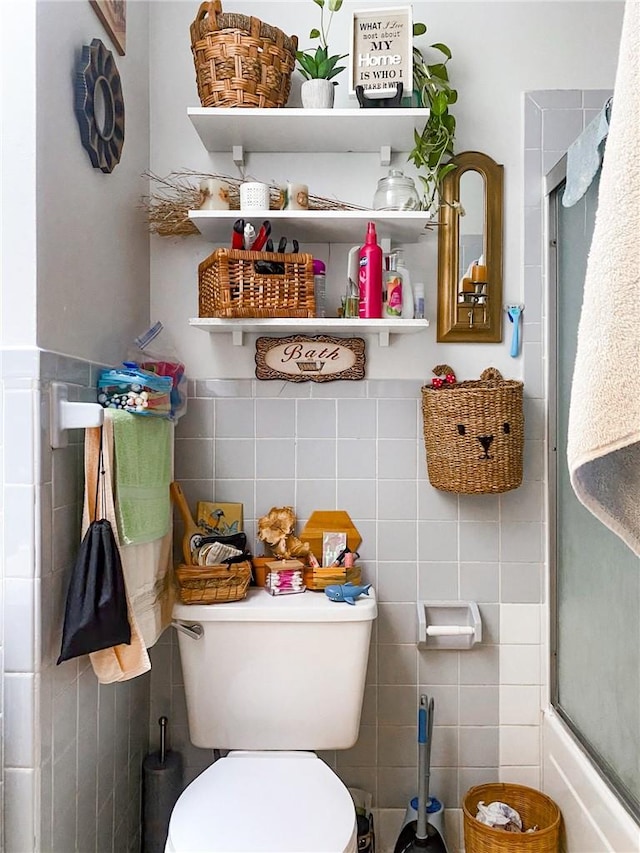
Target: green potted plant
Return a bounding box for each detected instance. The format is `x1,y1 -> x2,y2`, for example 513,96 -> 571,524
296,0 -> 347,108
409,25 -> 457,213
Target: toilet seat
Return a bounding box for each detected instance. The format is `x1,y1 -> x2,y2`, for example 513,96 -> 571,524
165,751 -> 357,853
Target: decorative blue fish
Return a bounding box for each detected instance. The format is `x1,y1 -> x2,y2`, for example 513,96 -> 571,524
325,582 -> 372,605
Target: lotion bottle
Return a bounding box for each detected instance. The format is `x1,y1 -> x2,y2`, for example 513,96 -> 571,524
384,252 -> 403,317
358,222 -> 383,318
395,247 -> 414,319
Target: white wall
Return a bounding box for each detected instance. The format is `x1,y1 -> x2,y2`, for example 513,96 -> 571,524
1,1 -> 153,850
149,0 -> 623,381
36,0 -> 150,366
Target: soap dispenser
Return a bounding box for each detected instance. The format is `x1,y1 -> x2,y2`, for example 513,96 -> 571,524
395,247 -> 414,319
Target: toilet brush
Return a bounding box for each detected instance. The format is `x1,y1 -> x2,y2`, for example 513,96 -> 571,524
393,696 -> 449,852
142,717 -> 183,853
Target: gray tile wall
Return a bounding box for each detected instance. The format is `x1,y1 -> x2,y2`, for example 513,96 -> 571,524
1,350 -> 151,853
39,355 -> 152,853
155,375 -> 545,853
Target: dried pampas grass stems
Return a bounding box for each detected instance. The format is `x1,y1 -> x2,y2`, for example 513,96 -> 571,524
141,170 -> 367,237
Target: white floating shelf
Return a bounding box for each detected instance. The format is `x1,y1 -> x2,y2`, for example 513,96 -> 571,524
189,317 -> 429,347
189,209 -> 435,244
188,107 -> 430,155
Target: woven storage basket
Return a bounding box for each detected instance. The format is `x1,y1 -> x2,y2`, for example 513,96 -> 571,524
463,783 -> 561,853
190,1 -> 298,108
175,561 -> 252,604
421,364 -> 524,494
199,248 -> 315,318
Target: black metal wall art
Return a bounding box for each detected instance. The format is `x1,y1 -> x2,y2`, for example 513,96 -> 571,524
75,38 -> 125,173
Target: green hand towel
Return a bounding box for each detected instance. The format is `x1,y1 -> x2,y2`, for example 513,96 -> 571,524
109,410 -> 173,546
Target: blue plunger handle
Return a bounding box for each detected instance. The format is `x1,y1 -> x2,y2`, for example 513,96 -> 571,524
418,705 -> 427,743
417,696 -> 428,840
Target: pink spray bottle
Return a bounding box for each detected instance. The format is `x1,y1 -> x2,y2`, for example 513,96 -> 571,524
358,222 -> 383,318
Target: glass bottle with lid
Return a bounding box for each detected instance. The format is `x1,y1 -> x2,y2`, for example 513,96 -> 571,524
373,170 -> 420,211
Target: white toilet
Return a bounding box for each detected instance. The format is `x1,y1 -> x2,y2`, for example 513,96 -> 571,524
166,586 -> 377,853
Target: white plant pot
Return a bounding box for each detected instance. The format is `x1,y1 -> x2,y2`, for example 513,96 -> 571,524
301,78 -> 335,109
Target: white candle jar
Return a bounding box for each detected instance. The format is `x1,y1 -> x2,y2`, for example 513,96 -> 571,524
239,182 -> 270,210
199,178 -> 230,210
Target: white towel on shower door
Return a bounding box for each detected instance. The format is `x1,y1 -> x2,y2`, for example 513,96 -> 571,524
567,0 -> 640,555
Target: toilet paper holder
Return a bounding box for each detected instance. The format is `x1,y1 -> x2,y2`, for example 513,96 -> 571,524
417,600 -> 482,650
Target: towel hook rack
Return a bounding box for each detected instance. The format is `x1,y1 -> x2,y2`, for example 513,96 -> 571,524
50,381 -> 104,449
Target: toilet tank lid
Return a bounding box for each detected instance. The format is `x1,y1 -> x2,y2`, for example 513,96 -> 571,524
173,587 -> 377,623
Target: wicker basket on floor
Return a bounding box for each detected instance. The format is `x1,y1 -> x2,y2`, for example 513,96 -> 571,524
421,365 -> 524,494
463,783 -> 561,853
175,561 -> 252,604
190,1 -> 298,109
198,248 -> 315,318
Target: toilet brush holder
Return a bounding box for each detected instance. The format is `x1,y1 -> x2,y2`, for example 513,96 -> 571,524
401,795 -> 445,839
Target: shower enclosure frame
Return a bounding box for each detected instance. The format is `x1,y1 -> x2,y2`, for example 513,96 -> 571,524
544,152 -> 640,843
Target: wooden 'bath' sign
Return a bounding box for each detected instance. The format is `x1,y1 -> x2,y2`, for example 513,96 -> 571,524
255,335 -> 365,382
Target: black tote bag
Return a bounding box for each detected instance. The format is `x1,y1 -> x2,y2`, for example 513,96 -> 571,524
57,429 -> 131,664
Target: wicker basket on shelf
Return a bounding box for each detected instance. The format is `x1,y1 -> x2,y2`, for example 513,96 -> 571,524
198,248 -> 315,318
175,561 -> 252,604
463,783 -> 561,853
190,1 -> 298,109
421,365 -> 524,494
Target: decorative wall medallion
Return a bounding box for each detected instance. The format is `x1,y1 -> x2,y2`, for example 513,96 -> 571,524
255,336 -> 366,383
74,38 -> 125,173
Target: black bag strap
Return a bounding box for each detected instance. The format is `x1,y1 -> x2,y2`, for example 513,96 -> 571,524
93,427 -> 107,523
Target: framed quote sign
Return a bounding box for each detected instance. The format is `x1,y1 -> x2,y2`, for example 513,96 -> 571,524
255,336 -> 365,383
349,6 -> 413,98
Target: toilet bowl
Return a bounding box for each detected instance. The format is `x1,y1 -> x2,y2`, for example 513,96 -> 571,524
169,587 -> 377,853
165,751 -> 357,853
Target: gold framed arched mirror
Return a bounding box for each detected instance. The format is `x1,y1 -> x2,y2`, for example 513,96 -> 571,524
436,151 -> 504,342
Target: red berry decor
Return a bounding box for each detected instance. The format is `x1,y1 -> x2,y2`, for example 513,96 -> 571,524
430,366 -> 457,389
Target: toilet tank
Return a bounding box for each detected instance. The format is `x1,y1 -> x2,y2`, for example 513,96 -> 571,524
173,588 -> 377,750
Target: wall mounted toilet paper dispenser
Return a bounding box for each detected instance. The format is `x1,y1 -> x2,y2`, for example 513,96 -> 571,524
417,600 -> 482,650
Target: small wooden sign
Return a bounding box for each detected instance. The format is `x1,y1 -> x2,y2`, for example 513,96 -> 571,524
349,6 -> 413,98
255,336 -> 365,383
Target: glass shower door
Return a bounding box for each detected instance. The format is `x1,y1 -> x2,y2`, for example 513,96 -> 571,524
550,170 -> 640,819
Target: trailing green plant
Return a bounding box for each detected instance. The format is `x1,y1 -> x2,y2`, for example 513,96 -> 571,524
409,24 -> 457,212
296,0 -> 347,82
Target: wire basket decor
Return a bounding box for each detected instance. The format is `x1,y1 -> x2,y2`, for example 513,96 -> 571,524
421,365 -> 524,494
190,1 -> 298,109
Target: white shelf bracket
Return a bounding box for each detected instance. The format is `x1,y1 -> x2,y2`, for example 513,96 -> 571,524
50,382 -> 104,449
231,329 -> 245,346
232,145 -> 244,168
379,145 -> 391,167
378,330 -> 390,347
